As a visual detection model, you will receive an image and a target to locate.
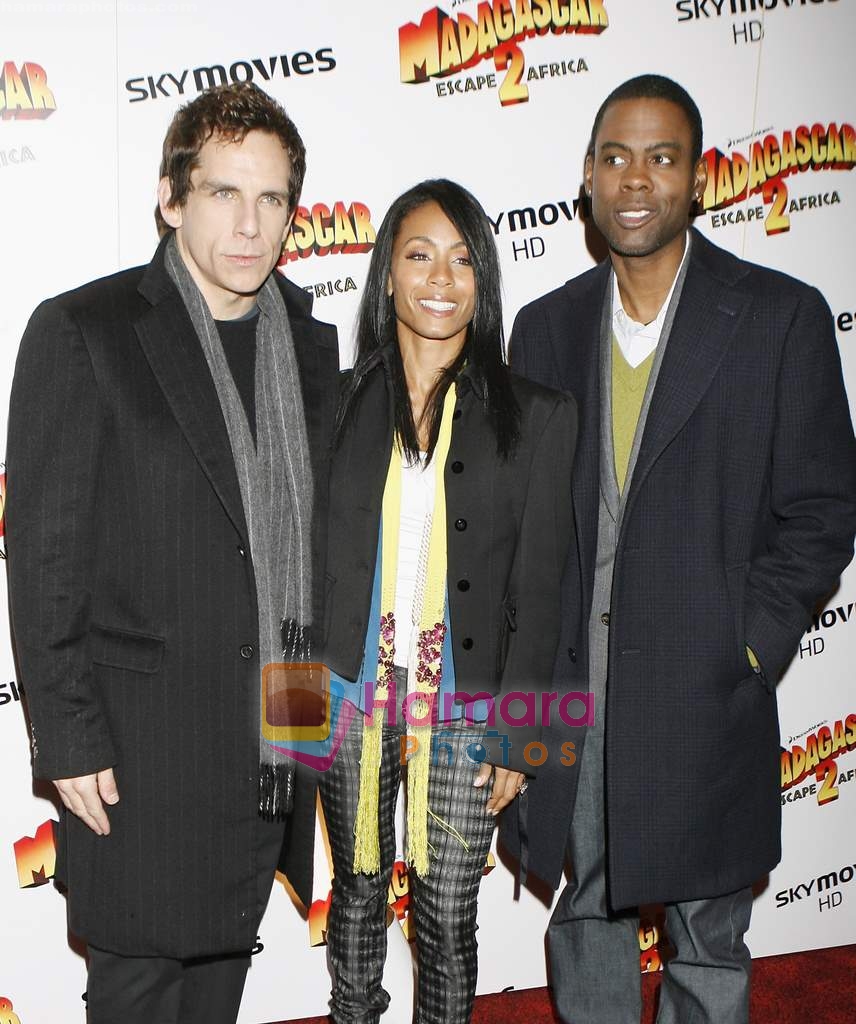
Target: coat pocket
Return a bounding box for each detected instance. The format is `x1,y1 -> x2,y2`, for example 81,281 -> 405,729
725,563 -> 753,676
496,595 -> 518,676
90,623 -> 165,675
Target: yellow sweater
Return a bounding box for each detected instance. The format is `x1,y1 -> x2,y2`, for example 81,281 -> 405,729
611,334 -> 655,494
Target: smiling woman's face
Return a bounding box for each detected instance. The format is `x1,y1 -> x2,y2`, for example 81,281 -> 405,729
388,201 -> 476,361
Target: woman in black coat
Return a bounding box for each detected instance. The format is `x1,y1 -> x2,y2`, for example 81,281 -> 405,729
319,179 -> 577,1024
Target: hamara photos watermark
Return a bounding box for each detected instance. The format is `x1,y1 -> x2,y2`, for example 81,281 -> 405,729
260,663 -> 593,771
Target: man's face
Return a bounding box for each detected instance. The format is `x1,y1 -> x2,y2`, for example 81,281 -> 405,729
584,97 -> 706,262
158,129 -> 294,319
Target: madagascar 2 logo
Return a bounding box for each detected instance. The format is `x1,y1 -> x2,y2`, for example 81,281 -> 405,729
279,201 -> 376,263
0,62 -> 56,119
781,715 -> 856,808
0,998 -> 23,1024
399,2 -> 608,107
701,122 -> 855,236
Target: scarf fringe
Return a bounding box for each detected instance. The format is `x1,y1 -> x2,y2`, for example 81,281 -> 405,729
353,706 -> 385,874
427,808 -> 470,852
405,722 -> 433,876
258,763 -> 295,821
281,616 -> 310,662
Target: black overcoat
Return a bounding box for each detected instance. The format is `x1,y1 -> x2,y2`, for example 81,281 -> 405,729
5,237 -> 339,957
324,356 -> 577,774
506,229 -> 856,909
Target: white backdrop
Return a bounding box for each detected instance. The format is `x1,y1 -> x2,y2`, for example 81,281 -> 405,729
1,2 -> 854,1022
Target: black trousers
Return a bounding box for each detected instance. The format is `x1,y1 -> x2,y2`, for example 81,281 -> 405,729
85,816 -> 284,1024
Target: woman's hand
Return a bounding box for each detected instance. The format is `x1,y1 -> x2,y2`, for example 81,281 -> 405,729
474,764 -> 527,816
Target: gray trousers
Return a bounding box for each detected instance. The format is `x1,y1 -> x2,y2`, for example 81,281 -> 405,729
547,686 -> 753,1024
318,673 -> 495,1024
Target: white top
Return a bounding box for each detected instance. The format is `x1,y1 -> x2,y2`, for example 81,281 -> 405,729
393,453 -> 436,668
611,232 -> 691,368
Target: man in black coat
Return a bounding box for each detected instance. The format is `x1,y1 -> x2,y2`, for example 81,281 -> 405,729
5,82 -> 338,1023
508,75 -> 856,1023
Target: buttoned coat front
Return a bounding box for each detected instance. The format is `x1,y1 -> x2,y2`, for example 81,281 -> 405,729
5,238 -> 339,957
506,229 -> 856,909
324,357 -> 577,775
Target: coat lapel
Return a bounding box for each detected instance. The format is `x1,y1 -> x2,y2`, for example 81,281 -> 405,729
563,263 -> 611,599
135,264 -> 250,542
623,232 -> 751,518
277,273 -> 338,487
339,359 -> 394,513
134,243 -> 338,546
278,273 -> 339,637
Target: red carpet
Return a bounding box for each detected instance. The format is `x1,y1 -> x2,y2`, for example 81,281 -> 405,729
278,943 -> 856,1023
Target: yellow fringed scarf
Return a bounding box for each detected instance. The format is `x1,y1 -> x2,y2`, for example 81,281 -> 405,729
352,383 -> 457,877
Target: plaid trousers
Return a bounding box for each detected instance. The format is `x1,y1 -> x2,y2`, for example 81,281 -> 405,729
318,672 -> 496,1024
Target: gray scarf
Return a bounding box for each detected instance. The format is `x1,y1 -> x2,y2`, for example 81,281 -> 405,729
166,235 -> 313,819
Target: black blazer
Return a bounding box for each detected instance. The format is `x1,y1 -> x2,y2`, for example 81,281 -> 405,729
5,236 -> 339,957
324,355 -> 577,774
507,229 -> 856,907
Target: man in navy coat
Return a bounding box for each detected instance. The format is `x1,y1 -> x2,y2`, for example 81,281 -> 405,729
508,74 -> 856,1023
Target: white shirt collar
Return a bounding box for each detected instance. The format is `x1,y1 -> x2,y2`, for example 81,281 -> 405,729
612,233 -> 691,369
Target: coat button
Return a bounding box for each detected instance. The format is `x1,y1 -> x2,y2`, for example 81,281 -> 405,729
600,612 -> 610,627
240,644 -> 255,659
457,579 -> 470,592
454,518 -> 467,531
568,647 -> 577,662
451,461 -> 464,474
453,408 -> 462,420
237,545 -> 247,558
461,637 -> 473,650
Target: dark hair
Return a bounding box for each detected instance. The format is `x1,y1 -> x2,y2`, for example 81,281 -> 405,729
587,74 -> 703,164
155,81 -> 306,235
337,179 -> 520,463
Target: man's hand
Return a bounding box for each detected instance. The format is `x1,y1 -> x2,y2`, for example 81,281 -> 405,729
53,768 -> 119,836
474,764 -> 527,816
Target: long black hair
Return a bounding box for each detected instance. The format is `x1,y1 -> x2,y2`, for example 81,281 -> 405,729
336,179 -> 520,463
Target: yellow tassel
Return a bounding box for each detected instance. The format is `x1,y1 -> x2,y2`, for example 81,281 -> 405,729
406,720 -> 433,877
428,808 -> 471,853
353,705 -> 384,874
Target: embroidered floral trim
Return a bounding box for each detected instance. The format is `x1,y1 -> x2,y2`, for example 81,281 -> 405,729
415,621 -> 446,691
376,610 -> 396,697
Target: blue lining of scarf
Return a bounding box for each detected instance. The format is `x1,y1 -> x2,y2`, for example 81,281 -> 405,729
329,527 -> 488,723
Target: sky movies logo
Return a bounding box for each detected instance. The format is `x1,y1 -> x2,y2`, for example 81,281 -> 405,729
125,47 -> 336,103
399,1 -> 607,107
1,62 -> 56,119
677,0 -> 839,21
